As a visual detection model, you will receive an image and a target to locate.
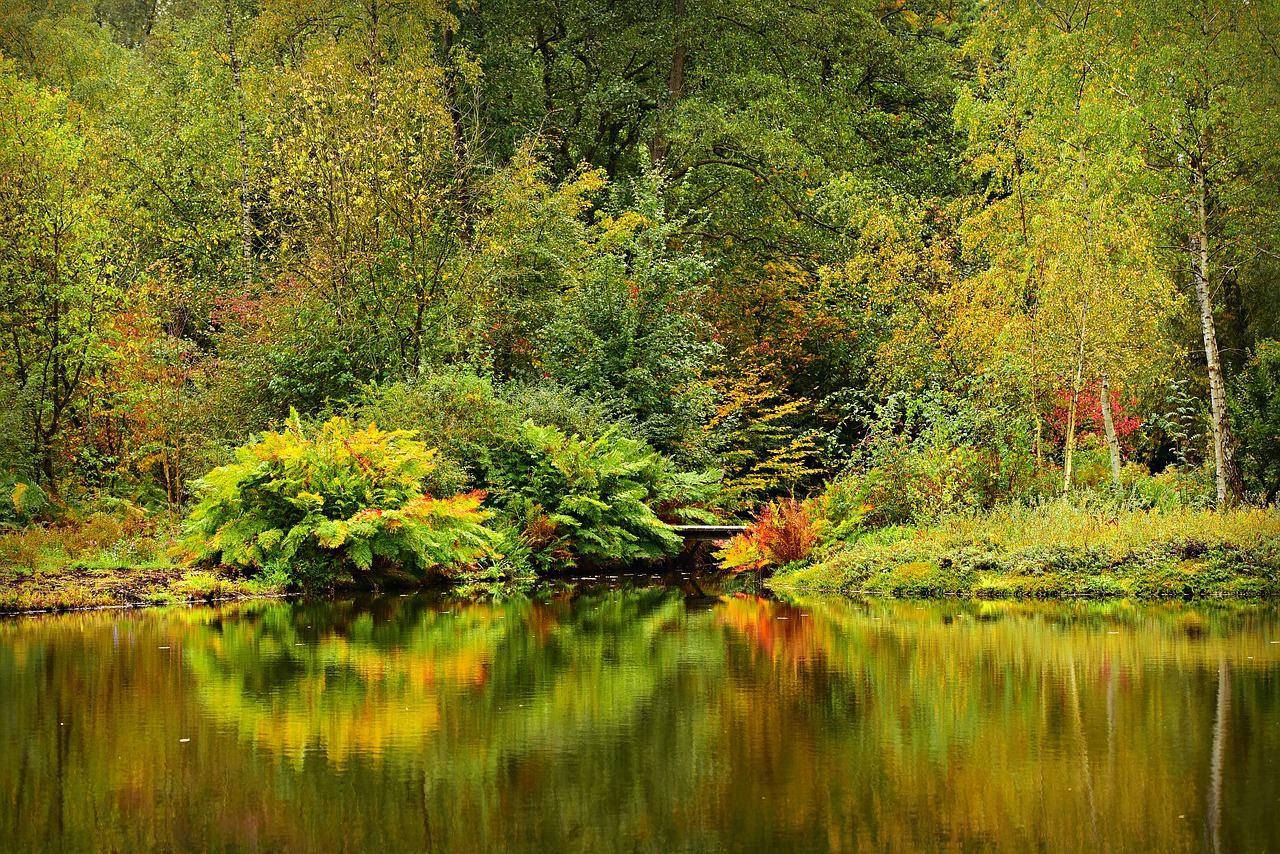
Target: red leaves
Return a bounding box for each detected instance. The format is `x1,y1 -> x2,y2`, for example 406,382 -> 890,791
1046,379 -> 1142,452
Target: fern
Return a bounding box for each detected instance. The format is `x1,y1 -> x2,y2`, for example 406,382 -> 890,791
184,413 -> 500,588
484,422 -> 695,570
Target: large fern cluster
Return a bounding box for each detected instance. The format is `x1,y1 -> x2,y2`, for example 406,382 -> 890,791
184,414 -> 498,588
486,422 -> 705,571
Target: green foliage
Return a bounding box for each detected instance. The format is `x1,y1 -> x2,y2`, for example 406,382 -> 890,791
810,471 -> 872,544
842,388 -> 1040,525
0,65 -> 128,485
484,422 -> 696,571
502,381 -> 636,445
353,370 -> 511,496
1232,339 -> 1280,503
535,176 -> 719,464
0,475 -> 48,527
184,414 -> 499,589
6,0 -> 1280,553
354,367 -> 723,566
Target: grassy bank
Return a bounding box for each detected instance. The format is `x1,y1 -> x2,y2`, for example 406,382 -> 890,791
0,517 -> 279,613
9,504 -> 1280,613
769,506 -> 1280,600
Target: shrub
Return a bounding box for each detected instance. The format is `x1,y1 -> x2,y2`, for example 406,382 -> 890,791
1231,339 -> 1280,503
0,475 -> 48,526
353,370 -> 510,495
533,177 -> 719,466
502,380 -> 637,444
841,388 -> 1040,525
355,371 -> 646,494
484,422 -> 693,571
810,471 -> 871,542
718,497 -> 820,573
183,413 -> 499,589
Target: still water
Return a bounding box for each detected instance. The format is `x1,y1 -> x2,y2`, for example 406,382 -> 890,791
2,581 -> 1279,852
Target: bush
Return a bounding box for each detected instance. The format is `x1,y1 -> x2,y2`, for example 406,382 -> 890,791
484,421 -> 700,571
359,369 -> 723,573
810,471 -> 872,542
841,388 -> 1040,525
183,414 -> 499,589
1232,339 -> 1280,503
502,380 -> 637,444
353,370 -> 511,495
0,475 -> 47,526
534,178 -> 719,466
718,497 -> 821,573
354,371 -> 644,495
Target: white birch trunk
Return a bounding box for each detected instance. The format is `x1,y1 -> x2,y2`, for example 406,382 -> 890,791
1099,373 -> 1122,486
1191,164 -> 1243,506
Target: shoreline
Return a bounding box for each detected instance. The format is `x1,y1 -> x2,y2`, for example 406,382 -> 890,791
2,591 -> 295,617
4,565 -> 1279,618
766,506 -> 1280,600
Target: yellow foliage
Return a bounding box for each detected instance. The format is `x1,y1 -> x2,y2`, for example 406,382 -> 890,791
705,363 -> 821,502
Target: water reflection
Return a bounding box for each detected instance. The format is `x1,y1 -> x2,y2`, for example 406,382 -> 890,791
2,587 -> 1279,852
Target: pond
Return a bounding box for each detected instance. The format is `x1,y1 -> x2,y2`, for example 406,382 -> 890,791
2,579 -> 1279,852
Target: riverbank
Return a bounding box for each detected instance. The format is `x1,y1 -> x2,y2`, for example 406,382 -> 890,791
0,563 -> 278,613
769,505 -> 1280,599
0,519 -> 279,613
7,505 -> 1280,612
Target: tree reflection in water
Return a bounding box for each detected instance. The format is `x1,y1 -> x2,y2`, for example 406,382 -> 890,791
2,589 -> 1279,852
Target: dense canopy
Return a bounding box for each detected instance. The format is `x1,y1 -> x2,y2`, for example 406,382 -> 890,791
3,0 -> 1280,526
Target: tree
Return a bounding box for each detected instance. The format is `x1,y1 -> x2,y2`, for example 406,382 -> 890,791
1078,0 -> 1279,505
962,0 -> 1208,494
0,68 -> 130,486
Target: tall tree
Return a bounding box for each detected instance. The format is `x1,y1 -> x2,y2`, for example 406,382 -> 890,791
964,0 -> 1280,504
0,69 -> 129,484
222,0 -> 254,290
1097,0 -> 1279,504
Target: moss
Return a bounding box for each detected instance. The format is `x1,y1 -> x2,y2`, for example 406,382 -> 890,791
0,562 -> 283,613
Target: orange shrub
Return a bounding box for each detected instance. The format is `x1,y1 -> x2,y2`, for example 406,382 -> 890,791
717,497 -> 819,573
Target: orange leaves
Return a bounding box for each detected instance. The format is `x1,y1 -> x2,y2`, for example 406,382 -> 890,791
718,497 -> 820,573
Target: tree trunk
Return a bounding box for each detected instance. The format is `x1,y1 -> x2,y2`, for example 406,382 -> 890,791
1099,373 -> 1122,486
223,0 -> 253,291
366,0 -> 381,244
367,0 -> 379,114
1062,390 -> 1078,495
1029,278 -> 1042,470
1063,301 -> 1089,495
649,0 -> 686,166
1191,163 -> 1244,506
442,26 -> 473,245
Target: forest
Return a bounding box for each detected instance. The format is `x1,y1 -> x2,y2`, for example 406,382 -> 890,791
2,0 -> 1280,601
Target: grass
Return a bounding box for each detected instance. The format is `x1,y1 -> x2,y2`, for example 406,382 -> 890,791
770,504 -> 1280,600
0,515 -> 283,613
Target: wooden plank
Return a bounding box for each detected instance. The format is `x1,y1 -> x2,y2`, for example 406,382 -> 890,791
672,525 -> 747,542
